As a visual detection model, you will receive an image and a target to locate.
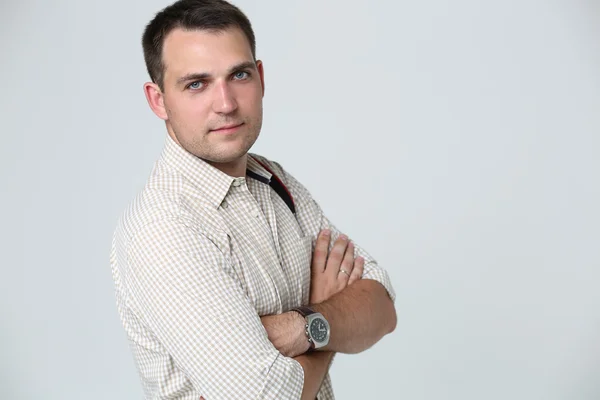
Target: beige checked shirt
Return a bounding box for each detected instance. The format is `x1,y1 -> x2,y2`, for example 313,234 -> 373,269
110,135 -> 395,399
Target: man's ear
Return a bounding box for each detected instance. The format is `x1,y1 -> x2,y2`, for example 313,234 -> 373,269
256,60 -> 265,97
143,82 -> 168,120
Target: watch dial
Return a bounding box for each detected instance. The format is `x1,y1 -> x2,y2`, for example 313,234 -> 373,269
310,318 -> 328,342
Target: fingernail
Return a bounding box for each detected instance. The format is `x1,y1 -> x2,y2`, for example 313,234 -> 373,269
322,229 -> 331,236
339,234 -> 348,240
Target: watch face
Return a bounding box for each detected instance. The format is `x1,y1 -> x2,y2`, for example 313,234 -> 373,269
309,318 -> 328,343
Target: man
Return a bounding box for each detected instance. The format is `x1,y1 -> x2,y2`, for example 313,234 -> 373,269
110,0 -> 397,398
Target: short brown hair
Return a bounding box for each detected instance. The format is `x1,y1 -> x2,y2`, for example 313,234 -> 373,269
142,0 -> 256,90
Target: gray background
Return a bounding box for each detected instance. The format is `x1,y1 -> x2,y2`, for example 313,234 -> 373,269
1,0 -> 599,399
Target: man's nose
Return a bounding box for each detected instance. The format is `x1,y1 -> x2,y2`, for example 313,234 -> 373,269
212,81 -> 238,114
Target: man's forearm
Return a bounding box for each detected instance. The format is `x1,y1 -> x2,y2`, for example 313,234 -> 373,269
313,279 -> 396,354
261,315 -> 335,398
294,351 -> 335,400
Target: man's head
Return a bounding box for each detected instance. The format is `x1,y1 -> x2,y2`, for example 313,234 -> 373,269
142,0 -> 264,175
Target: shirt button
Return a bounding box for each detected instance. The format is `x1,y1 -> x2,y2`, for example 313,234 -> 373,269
222,201 -> 229,209
232,180 -> 240,187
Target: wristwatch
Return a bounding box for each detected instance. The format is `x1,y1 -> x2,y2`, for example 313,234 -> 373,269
290,306 -> 330,349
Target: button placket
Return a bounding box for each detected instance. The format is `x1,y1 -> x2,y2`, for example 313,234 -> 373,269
222,178 -> 246,210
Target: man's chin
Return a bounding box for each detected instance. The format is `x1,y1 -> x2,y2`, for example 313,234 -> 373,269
214,138 -> 257,159
200,147 -> 250,165
185,134 -> 258,164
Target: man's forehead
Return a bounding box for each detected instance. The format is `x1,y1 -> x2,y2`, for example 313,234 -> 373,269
162,27 -> 254,80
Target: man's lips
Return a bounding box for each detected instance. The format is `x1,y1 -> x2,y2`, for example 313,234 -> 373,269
210,123 -> 244,134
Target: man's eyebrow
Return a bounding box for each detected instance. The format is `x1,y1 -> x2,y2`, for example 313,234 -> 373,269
228,61 -> 257,74
176,61 -> 257,85
177,72 -> 210,85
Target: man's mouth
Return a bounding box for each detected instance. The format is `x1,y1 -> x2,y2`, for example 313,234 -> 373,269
210,123 -> 244,134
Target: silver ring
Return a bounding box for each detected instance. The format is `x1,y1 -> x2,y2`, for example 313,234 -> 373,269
339,268 -> 350,277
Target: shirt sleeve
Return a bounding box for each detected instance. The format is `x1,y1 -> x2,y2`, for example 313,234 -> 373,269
269,161 -> 396,303
126,218 -> 304,399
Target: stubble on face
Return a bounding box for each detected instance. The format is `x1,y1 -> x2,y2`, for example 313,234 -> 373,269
165,98 -> 263,165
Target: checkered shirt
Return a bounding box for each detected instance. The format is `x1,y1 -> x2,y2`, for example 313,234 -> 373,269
110,134 -> 396,399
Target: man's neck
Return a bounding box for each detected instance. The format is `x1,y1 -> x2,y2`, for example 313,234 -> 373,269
166,128 -> 248,177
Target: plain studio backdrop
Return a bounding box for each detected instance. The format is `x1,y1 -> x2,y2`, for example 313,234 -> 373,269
1,0 -> 599,399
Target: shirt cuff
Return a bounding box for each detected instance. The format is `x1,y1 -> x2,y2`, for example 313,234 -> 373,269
260,352 -> 304,398
363,262 -> 396,303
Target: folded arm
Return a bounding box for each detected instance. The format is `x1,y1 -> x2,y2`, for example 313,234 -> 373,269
262,231 -> 396,356
128,219 -> 322,399
260,160 -> 398,358
310,230 -> 396,354
313,278 -> 396,353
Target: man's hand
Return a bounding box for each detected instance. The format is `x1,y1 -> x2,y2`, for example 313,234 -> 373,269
261,229 -> 362,357
310,229 -> 364,304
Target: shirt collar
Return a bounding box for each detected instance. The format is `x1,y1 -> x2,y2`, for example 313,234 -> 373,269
160,134 -> 272,209
246,154 -> 273,183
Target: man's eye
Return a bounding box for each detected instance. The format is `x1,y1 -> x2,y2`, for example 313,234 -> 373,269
233,71 -> 249,80
188,81 -> 203,90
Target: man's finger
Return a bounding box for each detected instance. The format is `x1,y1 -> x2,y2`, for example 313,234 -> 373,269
337,241 -> 355,281
326,234 -> 349,276
348,256 -> 364,285
312,229 -> 331,273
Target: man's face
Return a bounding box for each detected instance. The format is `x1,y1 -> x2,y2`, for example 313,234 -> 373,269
158,27 -> 264,167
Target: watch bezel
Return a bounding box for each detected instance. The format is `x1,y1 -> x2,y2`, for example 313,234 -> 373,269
306,312 -> 330,348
